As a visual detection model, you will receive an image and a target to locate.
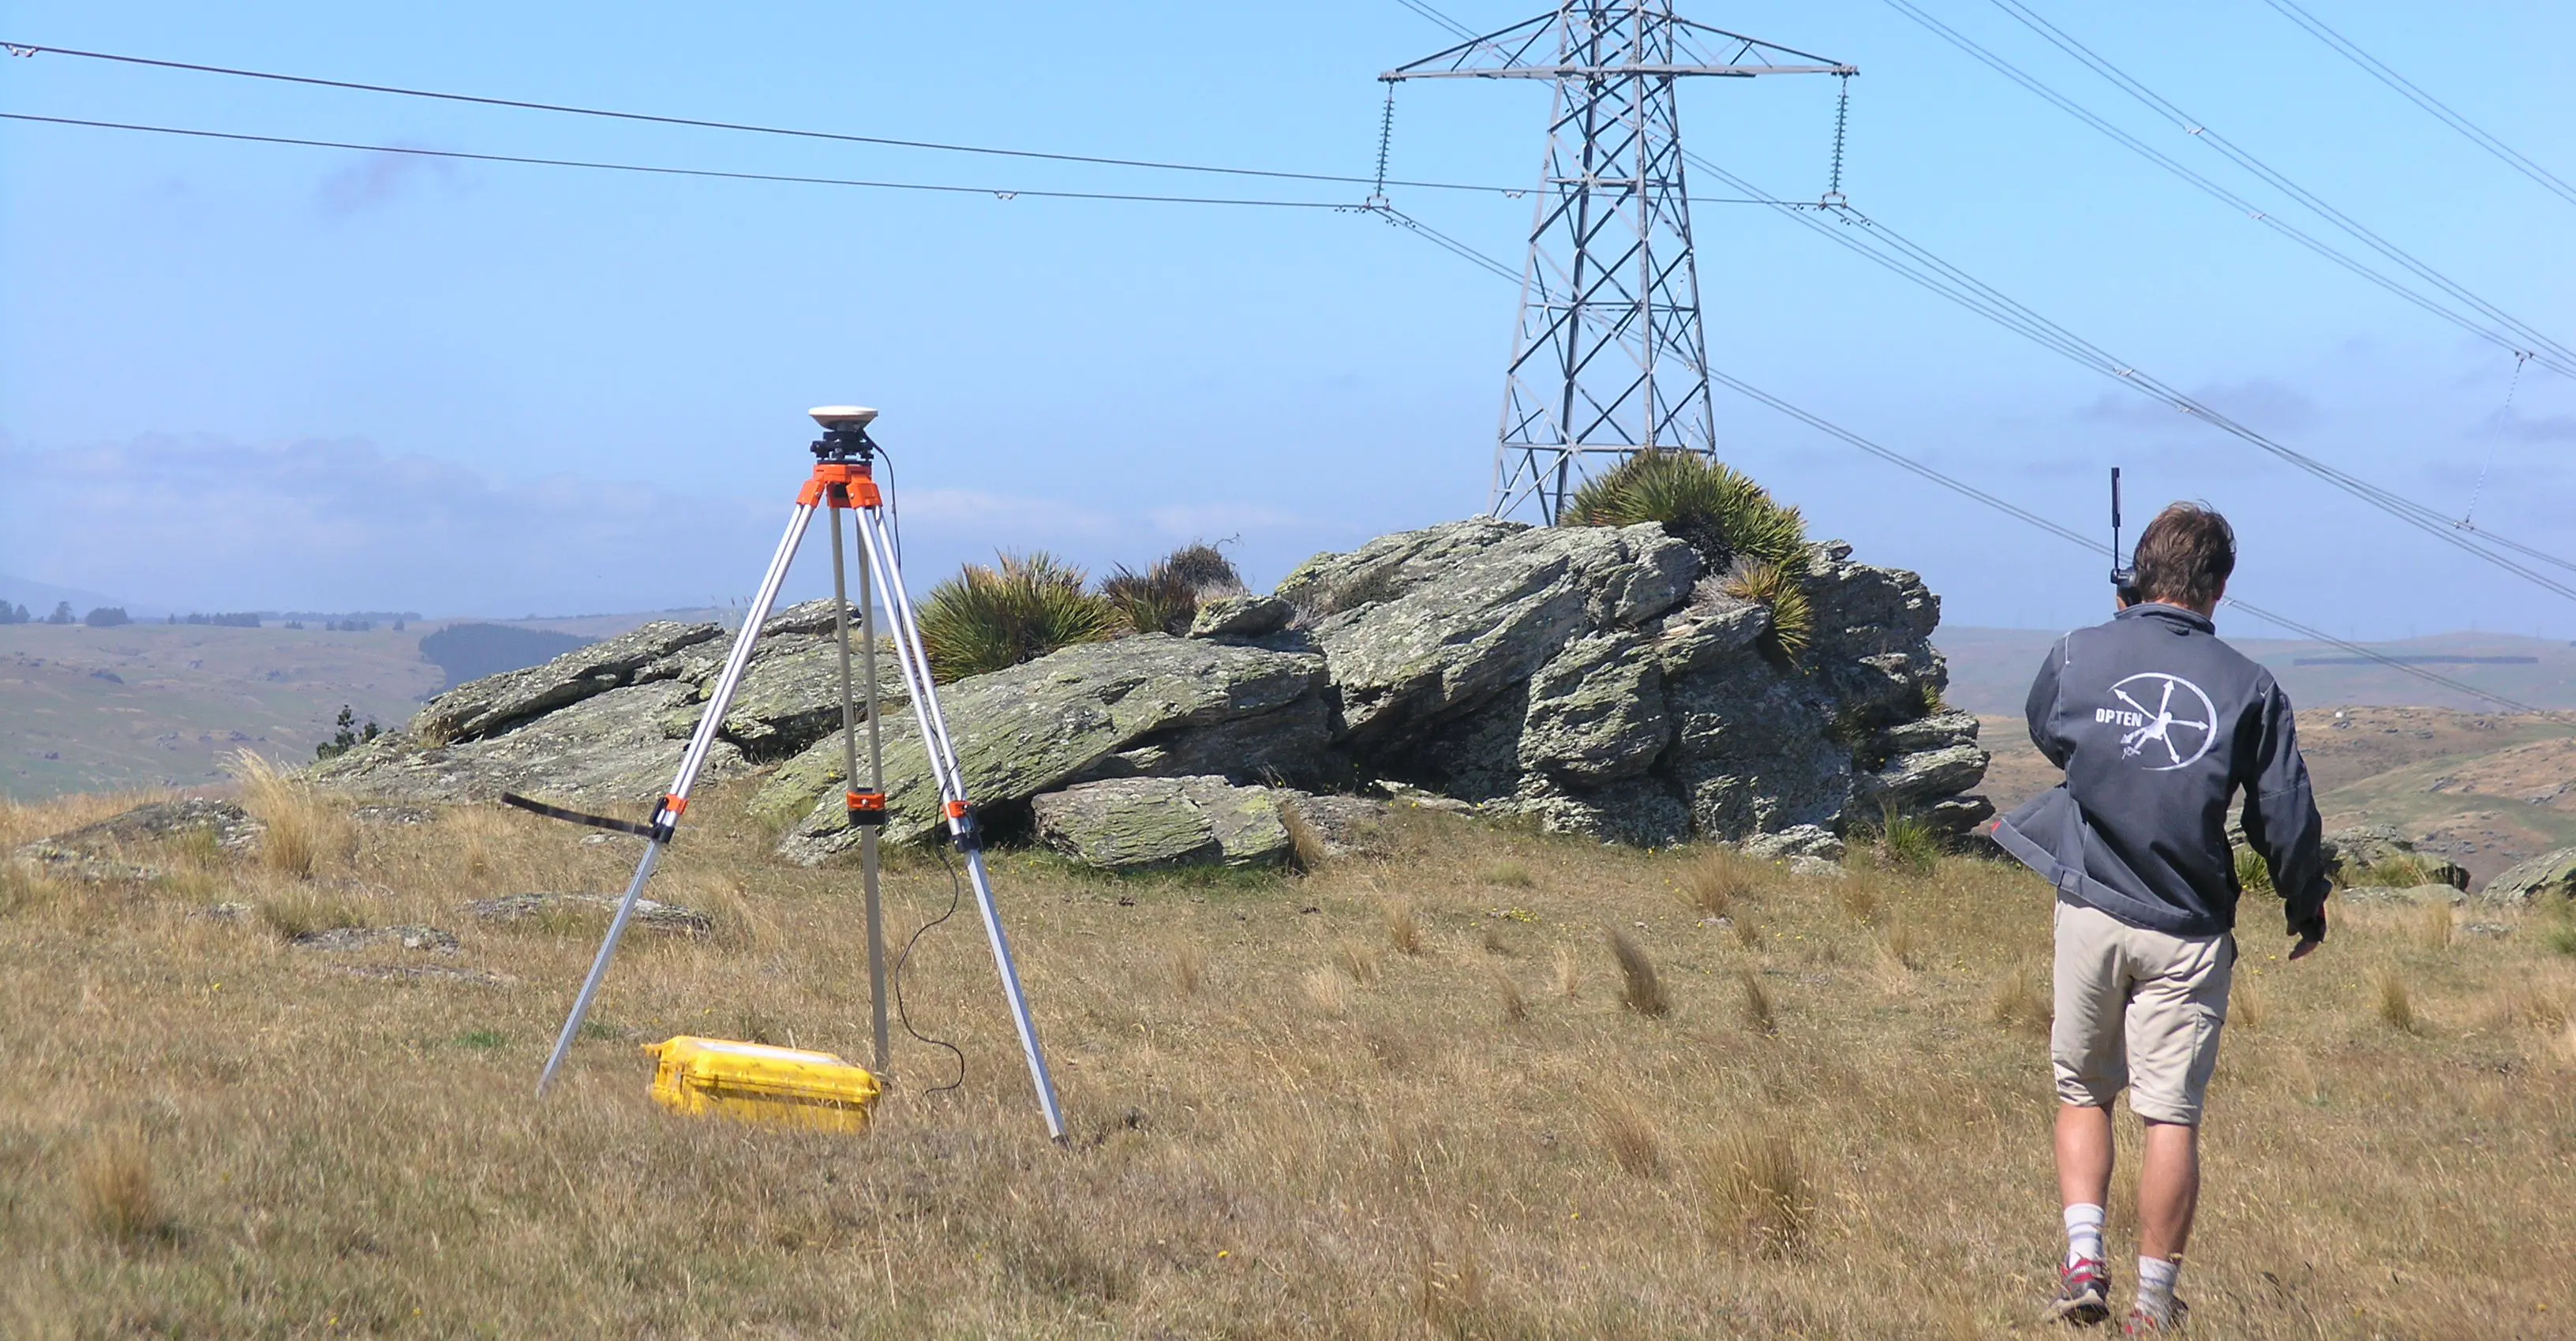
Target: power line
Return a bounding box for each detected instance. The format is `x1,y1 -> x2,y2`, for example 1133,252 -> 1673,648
1980,0 -> 2576,376
0,38 -> 1526,198
1676,152 -> 2576,601
2249,0 -> 2576,212
1365,200 -> 2537,713
0,111 -> 1369,209
1876,0 -> 2576,384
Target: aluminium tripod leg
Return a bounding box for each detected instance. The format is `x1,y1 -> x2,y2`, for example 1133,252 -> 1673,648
850,505 -> 1068,1143
826,505 -> 892,1076
537,500 -> 821,1096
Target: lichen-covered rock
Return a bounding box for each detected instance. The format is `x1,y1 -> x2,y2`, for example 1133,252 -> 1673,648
290,925 -> 460,954
312,680 -> 747,806
13,798 -> 268,882
2480,845 -> 2576,904
657,635 -> 911,762
1743,825 -> 1846,862
1309,522 -> 1697,758
2323,824 -> 2469,892
1189,594 -> 1293,639
1031,775 -> 1292,869
1518,633 -> 1668,785
1275,519 -> 1530,618
414,620 -> 724,745
466,891 -> 712,935
1664,655 -> 1854,840
771,635 -> 1330,861
1280,792 -> 1391,858
1649,597 -> 1769,676
1851,744 -> 1991,815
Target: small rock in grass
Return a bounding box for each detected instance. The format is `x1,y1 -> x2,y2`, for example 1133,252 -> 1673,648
342,965 -> 512,987
466,892 -> 712,936
291,925 -> 460,954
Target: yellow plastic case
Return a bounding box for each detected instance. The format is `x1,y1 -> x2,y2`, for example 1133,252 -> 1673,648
643,1036 -> 882,1133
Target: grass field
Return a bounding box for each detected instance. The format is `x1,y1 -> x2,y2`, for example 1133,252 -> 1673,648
4,778 -> 2574,1337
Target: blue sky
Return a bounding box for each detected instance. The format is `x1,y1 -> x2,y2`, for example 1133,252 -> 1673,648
3,0 -> 2572,638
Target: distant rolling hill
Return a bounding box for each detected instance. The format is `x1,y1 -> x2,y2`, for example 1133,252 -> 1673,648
1934,627 -> 2576,716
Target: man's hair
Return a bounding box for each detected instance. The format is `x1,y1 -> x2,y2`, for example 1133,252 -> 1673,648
2132,502 -> 2235,608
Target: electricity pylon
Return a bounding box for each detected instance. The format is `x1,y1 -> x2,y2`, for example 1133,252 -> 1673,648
1385,4 -> 1852,523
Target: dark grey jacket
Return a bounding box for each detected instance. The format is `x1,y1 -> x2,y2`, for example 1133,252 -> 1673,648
1991,603 -> 2329,940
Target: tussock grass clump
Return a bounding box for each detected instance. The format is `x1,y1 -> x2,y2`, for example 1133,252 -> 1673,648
1687,848 -> 1760,916
1866,807 -> 1941,877
1302,965 -> 1350,1017
917,552 -> 1114,682
1551,947 -> 1581,1001
2377,968 -> 2419,1033
1881,922 -> 1923,972
1099,540 -> 1241,636
1170,945 -> 1205,997
1280,803 -> 1329,871
2231,974 -> 2265,1032
1381,901 -> 1423,957
1990,963 -> 2051,1035
1738,968 -> 1776,1034
1597,1098 -> 1662,1177
1707,1129 -> 1810,1253
1720,559 -> 1814,667
2235,843 -> 2275,895
1837,876 -> 1883,927
234,749 -> 344,879
1608,929 -> 1668,1017
1488,966 -> 1528,1023
2417,901 -> 2456,951
79,1129 -> 174,1248
1564,448 -> 1807,574
254,885 -> 367,940
1479,860 -> 1534,889
2349,852 -> 2440,890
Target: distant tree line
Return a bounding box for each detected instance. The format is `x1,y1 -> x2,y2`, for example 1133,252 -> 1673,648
0,602 -> 30,624
170,612 -> 265,627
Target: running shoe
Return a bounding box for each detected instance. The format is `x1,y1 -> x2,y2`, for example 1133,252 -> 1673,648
2049,1257 -> 2113,1326
2121,1298 -> 2188,1334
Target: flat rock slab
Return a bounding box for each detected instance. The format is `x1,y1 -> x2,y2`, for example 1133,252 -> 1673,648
313,680 -> 748,807
771,635 -> 1329,860
415,620 -> 724,745
2338,883 -> 2466,906
1032,776 -> 1293,870
467,892 -> 712,936
291,925 -> 461,954
1282,793 -> 1391,859
2481,845 -> 2576,904
342,965 -> 513,987
13,798 -> 266,882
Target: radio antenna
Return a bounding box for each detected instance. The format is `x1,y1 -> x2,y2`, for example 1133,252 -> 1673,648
2109,466 -> 2140,602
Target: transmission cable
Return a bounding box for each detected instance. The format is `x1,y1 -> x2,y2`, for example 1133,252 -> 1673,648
1875,0 -> 2576,383
0,111 -> 1371,209
2248,0 -> 2576,212
1981,0 -> 2576,374
1675,148 -> 2576,601
1349,165 -> 2542,713
0,38 -> 1526,198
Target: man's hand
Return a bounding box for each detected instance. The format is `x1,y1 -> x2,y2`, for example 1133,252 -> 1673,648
2287,935 -> 2323,961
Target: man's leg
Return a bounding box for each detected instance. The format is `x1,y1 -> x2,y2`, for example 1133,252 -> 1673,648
2121,931 -> 2231,1329
2050,904 -> 2129,1324
2136,1120 -> 2200,1260
2055,1101 -> 2114,1216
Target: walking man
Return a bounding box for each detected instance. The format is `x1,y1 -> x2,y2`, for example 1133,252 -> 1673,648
1990,502 -> 2331,1332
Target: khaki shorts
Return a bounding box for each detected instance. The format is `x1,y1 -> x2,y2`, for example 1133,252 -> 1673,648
2052,901 -> 2234,1126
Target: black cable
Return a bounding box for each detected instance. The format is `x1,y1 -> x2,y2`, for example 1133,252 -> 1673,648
1672,148 -> 2576,598
1373,205 -> 2541,714
2252,0 -> 2576,212
0,112 -> 1367,208
891,841 -> 968,1099
1981,0 -> 2576,374
0,38 -> 1526,198
1875,0 -> 2576,382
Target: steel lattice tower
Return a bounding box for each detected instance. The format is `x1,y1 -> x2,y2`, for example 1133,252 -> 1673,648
1386,5 -> 1852,523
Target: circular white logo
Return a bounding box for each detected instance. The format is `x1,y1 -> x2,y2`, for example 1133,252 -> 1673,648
2100,672 -> 2219,771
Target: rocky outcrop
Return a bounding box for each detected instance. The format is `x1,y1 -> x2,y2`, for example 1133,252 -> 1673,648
12,798 -> 266,882
2481,845 -> 2576,905
311,601 -> 894,807
1031,776 -> 1294,870
2322,824 -> 2470,892
769,635 -> 1333,862
467,891 -> 713,935
305,522 -> 1991,867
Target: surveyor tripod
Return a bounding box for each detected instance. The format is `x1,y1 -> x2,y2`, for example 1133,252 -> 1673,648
522,406 -> 1066,1141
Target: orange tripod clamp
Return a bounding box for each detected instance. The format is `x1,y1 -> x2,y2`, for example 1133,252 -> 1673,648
799,461 -> 882,509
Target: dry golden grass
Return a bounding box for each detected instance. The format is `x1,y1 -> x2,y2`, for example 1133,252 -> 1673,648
1608,927 -> 1668,1017
2377,965 -> 2420,1033
2,785 -> 2573,1336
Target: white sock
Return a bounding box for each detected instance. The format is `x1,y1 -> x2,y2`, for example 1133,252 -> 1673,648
2136,1255 -> 2181,1318
2064,1203 -> 2106,1267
